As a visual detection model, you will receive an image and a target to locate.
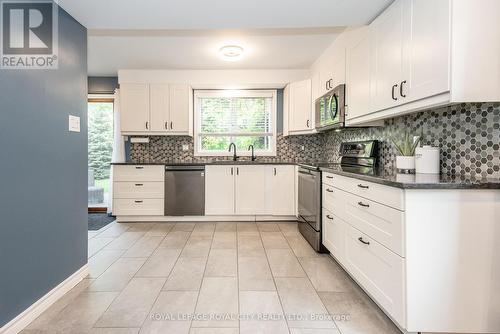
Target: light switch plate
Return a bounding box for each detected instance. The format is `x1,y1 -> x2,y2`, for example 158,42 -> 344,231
68,115 -> 80,132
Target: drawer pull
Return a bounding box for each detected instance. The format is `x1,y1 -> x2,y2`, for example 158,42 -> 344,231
358,237 -> 370,245
358,201 -> 370,208
357,184 -> 369,189
326,188 -> 333,193
134,200 -> 143,203
135,166 -> 144,169
135,183 -> 144,186
326,214 -> 333,220
326,175 -> 333,179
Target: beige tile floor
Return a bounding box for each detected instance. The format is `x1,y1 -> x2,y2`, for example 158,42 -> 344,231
22,221 -> 402,334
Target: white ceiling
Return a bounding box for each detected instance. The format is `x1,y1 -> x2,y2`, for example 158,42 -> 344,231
58,0 -> 393,76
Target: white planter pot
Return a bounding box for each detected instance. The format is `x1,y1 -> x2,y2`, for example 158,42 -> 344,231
396,156 -> 415,173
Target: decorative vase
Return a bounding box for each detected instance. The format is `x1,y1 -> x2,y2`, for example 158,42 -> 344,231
396,156 -> 415,174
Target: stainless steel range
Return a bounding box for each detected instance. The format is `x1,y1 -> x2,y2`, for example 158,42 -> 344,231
297,140 -> 378,252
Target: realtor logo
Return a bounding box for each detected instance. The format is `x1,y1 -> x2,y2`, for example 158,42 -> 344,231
1,0 -> 58,69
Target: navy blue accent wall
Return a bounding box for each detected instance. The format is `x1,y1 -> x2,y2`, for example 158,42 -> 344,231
0,6 -> 87,327
88,76 -> 118,94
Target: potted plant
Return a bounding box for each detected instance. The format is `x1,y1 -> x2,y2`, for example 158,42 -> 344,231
391,132 -> 421,174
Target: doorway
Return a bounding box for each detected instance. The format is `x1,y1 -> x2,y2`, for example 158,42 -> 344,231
88,97 -> 114,212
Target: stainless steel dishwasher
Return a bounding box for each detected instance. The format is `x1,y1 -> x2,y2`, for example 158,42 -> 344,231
165,165 -> 205,216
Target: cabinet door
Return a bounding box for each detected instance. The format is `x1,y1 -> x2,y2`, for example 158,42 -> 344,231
288,79 -> 312,133
205,165 -> 235,215
346,34 -> 371,120
235,165 -> 266,215
169,84 -> 192,135
265,165 -> 295,216
149,84 -> 169,132
370,0 -> 405,112
322,209 -> 346,262
402,0 -> 450,103
120,84 -> 150,133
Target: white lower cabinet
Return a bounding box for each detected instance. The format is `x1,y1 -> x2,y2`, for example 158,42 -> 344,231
205,165 -> 235,215
205,164 -> 295,216
234,165 -> 266,215
322,208 -> 346,262
113,199 -> 164,216
344,225 -> 405,326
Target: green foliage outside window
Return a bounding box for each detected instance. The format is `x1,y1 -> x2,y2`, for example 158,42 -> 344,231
88,102 -> 113,180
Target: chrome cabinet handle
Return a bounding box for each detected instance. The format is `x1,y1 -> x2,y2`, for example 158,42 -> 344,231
170,121 -> 173,130
326,188 -> 333,193
358,201 -> 370,208
135,166 -> 144,169
326,214 -> 333,220
164,122 -> 168,130
400,80 -> 407,98
236,167 -> 239,176
231,167 -> 234,175
326,175 -> 333,179
357,184 -> 369,189
358,237 -> 370,245
274,168 -> 277,176
146,121 -> 149,129
306,120 -> 310,128
134,200 -> 143,203
135,183 -> 143,186
391,84 -> 398,101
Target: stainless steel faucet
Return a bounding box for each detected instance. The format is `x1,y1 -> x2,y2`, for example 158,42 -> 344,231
228,143 -> 238,161
248,145 -> 256,161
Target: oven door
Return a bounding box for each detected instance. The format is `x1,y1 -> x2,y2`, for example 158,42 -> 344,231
297,167 -> 321,232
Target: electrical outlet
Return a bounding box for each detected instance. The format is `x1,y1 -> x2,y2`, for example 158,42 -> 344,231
300,145 -> 305,151
182,144 -> 189,151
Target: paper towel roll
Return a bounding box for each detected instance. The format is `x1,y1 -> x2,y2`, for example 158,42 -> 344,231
415,146 -> 440,174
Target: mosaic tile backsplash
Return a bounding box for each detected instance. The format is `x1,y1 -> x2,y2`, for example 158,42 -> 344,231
129,102 -> 500,178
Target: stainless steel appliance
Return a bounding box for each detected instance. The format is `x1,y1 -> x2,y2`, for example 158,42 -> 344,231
298,140 -> 378,252
165,165 -> 205,216
315,84 -> 346,131
297,166 -> 325,252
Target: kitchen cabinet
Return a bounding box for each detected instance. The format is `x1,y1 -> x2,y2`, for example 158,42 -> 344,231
265,165 -> 295,215
321,171 -> 500,333
205,165 -> 235,215
120,84 -> 150,132
120,83 -> 193,135
234,165 -> 266,215
112,165 -> 164,216
346,34 -> 371,120
205,164 -> 295,216
283,79 -> 313,135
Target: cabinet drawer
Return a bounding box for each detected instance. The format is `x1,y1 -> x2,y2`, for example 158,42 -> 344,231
113,182 -> 164,199
344,225 -> 405,328
322,208 -> 346,262
329,173 -> 404,210
322,172 -> 336,187
113,199 -> 164,216
113,165 -> 164,182
331,187 -> 405,256
322,183 -> 337,212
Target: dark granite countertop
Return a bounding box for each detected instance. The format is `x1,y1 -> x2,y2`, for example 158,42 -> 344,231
111,160 -> 298,166
319,165 -> 500,190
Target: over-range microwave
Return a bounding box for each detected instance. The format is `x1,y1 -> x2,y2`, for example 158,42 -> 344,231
315,84 -> 346,132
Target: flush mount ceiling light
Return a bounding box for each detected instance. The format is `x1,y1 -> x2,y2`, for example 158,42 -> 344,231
219,45 -> 244,61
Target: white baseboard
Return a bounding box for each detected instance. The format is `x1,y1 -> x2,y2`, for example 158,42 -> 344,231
0,264 -> 89,334
116,215 -> 297,222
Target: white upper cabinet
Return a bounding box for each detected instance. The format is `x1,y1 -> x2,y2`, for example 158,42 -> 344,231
346,0 -> 500,125
120,83 -> 193,135
370,0 -> 406,112
346,34 -> 371,120
169,84 -> 192,135
120,84 -> 150,132
284,79 -> 313,135
149,84 -> 170,132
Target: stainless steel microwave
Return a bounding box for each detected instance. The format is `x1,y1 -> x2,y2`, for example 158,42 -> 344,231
315,84 -> 346,131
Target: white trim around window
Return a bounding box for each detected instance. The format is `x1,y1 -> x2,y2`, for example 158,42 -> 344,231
193,89 -> 277,157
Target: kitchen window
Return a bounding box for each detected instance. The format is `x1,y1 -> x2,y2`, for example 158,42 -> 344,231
194,90 -> 277,156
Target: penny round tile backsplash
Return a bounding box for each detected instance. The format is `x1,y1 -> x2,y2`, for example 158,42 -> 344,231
130,102 -> 500,179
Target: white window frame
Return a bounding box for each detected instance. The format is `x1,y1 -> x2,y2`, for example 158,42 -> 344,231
193,89 -> 277,157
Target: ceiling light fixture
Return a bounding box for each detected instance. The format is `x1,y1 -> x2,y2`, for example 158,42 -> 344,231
219,45 -> 244,61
